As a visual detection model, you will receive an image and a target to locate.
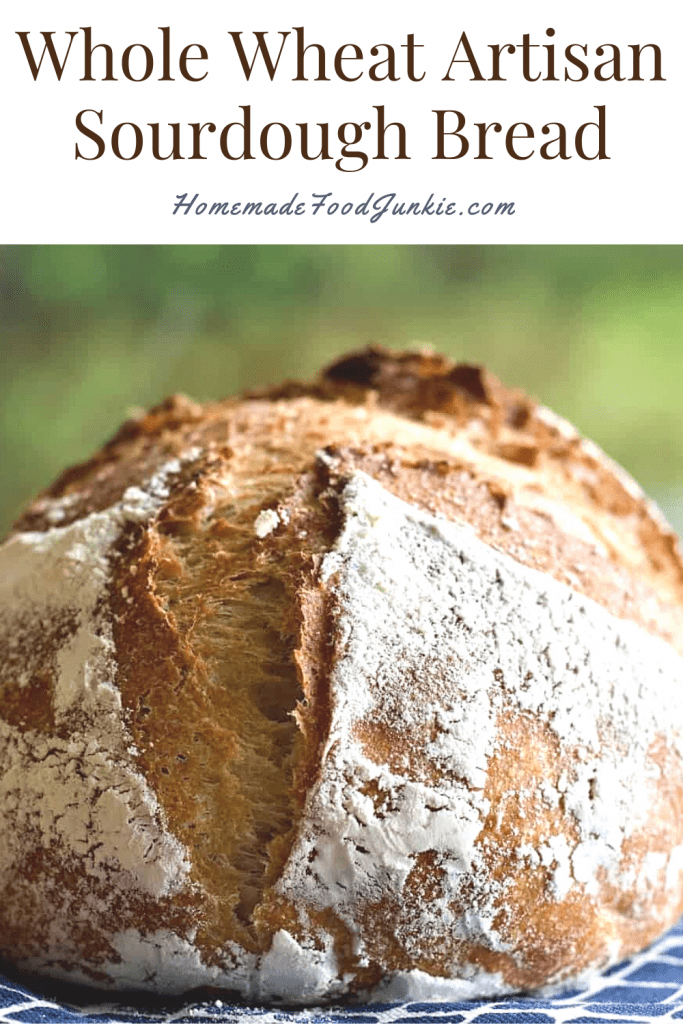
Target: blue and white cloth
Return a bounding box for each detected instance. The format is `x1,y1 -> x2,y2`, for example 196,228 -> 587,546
3,919 -> 683,1024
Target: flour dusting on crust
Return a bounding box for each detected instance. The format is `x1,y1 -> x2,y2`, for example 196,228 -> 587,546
273,472 -> 683,999
0,460 -> 194,971
3,462 -> 683,1002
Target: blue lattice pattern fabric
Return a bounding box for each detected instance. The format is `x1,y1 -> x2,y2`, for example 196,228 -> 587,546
2,918 -> 683,1024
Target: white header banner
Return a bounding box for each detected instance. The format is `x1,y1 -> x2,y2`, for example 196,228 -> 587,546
2,0 -> 681,243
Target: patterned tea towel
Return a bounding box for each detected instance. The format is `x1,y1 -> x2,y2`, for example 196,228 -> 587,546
3,918 -> 683,1024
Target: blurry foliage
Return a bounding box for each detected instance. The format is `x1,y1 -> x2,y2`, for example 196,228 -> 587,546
1,244 -> 683,533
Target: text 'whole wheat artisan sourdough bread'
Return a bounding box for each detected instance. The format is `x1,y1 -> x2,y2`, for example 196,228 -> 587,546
2,347 -> 683,1004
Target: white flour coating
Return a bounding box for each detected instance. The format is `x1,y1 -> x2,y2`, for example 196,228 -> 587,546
256,930 -> 348,1004
374,966 -> 511,1002
62,926 -> 346,1003
254,506 -> 291,538
4,466 -> 683,1002
254,507 -> 282,538
273,472 -> 683,995
0,460 -> 193,939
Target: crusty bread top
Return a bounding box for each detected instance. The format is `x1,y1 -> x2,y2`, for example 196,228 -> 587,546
14,346 -> 683,652
3,347 -> 683,998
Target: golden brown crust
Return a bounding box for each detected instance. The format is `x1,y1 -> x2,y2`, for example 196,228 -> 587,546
3,347 -> 683,1000
107,455 -> 342,959
15,347 -> 683,651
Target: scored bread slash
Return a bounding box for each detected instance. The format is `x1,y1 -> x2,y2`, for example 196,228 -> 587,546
1,347 -> 683,1004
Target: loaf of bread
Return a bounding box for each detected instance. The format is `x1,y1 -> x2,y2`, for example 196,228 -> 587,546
2,347 -> 683,1004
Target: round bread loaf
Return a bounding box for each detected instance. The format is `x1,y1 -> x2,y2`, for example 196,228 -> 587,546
2,347 -> 683,1004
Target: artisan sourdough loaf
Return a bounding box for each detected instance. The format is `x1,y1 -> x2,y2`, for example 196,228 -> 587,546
2,347 -> 683,1004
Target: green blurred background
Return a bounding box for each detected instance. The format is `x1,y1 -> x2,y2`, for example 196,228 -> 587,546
1,244 -> 683,534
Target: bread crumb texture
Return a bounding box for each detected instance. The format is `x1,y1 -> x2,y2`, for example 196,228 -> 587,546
2,347 -> 683,1004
